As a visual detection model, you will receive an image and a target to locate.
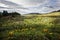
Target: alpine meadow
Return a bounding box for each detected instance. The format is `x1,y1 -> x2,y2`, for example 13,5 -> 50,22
0,10 -> 60,40
0,0 -> 60,40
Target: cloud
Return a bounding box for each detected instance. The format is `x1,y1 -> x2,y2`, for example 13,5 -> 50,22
0,0 -> 28,9
0,0 -> 60,14
7,0 -> 48,7
0,0 -> 22,7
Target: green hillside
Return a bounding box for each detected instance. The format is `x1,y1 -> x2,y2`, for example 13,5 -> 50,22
0,12 -> 60,40
24,12 -> 60,16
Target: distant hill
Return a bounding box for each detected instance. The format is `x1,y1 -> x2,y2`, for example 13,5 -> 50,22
24,10 -> 60,16
24,11 -> 60,17
29,13 -> 41,14
56,10 -> 60,12
52,10 -> 60,13
25,13 -> 41,15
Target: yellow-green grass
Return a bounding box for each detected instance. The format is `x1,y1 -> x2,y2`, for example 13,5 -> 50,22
0,12 -> 60,40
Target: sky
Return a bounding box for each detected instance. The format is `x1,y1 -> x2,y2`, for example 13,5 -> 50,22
0,0 -> 60,14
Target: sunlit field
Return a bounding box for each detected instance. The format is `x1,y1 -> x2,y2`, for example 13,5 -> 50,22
0,12 -> 60,40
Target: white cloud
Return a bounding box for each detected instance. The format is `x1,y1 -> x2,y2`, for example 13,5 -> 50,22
0,3 -> 9,7
7,0 -> 48,7
0,0 -> 60,14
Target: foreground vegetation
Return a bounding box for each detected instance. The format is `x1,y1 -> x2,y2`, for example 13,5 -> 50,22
0,11 -> 60,40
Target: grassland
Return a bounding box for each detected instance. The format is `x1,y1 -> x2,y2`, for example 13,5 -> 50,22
0,12 -> 60,40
